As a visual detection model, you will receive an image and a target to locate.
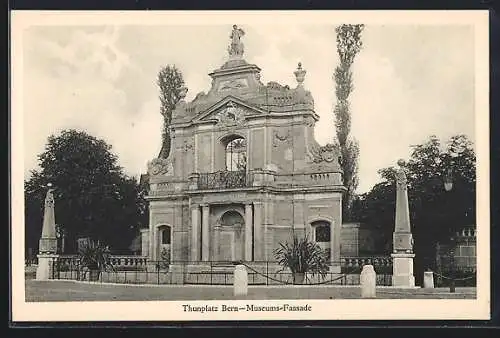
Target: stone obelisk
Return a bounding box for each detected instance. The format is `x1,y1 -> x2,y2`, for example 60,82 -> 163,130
35,184 -> 59,280
391,160 -> 416,288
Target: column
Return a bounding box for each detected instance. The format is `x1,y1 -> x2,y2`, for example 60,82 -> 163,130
212,225 -> 221,261
253,201 -> 263,261
330,198 -> 342,272
148,225 -> 155,264
191,205 -> 201,262
245,203 -> 253,261
201,204 -> 210,261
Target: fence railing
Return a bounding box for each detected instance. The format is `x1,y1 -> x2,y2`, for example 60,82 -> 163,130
434,267 -> 477,288
50,257 -> 394,286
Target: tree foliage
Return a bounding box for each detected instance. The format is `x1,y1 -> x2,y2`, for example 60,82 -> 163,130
157,65 -> 185,159
351,134 -> 476,281
25,129 -> 148,255
333,24 -> 364,220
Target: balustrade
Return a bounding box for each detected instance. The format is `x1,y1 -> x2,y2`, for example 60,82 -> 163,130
55,255 -> 149,270
341,256 -> 393,273
198,170 -> 249,189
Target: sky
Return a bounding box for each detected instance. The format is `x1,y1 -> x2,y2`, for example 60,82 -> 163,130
22,23 -> 475,194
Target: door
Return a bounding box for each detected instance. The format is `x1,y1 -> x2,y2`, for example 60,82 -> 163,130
233,227 -> 244,261
220,232 -> 233,262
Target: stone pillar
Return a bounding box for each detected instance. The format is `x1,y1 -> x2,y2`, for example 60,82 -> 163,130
36,186 -> 59,281
391,159 -> 415,287
360,265 -> 377,298
148,203 -> 155,261
191,205 -> 201,261
234,264 -> 248,297
330,197 -> 342,273
245,203 -> 253,261
392,253 -> 416,287
140,228 -> 150,257
423,271 -> 435,288
201,204 -> 210,261
212,224 -> 221,261
253,201 -> 264,261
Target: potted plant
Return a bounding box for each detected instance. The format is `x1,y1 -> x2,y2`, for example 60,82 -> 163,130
273,231 -> 329,284
78,240 -> 113,281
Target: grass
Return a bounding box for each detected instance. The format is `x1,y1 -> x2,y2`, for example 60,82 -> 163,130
25,280 -> 477,302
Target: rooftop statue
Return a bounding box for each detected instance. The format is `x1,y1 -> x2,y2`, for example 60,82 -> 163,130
228,25 -> 245,58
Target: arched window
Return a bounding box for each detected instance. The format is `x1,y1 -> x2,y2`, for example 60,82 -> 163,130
220,210 -> 244,227
225,137 -> 247,171
311,220 -> 330,242
161,226 -> 171,245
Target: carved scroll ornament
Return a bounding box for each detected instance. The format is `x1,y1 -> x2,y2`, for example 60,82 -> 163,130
147,157 -> 174,176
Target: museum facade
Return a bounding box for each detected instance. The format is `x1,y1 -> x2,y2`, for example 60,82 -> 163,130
142,26 -> 360,273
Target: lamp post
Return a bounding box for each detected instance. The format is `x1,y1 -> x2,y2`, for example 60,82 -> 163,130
443,168 -> 455,293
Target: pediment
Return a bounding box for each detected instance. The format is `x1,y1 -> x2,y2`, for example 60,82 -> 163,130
193,96 -> 267,126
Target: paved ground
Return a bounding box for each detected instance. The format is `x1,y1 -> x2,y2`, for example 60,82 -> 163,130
25,280 -> 476,302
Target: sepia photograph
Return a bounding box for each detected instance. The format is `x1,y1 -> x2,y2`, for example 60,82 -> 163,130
10,10 -> 490,321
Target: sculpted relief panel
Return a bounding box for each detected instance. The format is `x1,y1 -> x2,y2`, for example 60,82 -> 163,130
218,78 -> 249,92
213,102 -> 248,127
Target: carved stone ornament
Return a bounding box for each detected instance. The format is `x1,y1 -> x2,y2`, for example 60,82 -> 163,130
45,189 -> 55,208
218,78 -> 249,91
215,102 -> 246,126
183,139 -> 193,152
228,25 -> 245,58
147,157 -> 174,176
307,141 -> 340,165
320,144 -> 337,163
395,159 -> 408,190
272,129 -> 291,147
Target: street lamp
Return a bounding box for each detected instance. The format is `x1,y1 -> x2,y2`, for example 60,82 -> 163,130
443,168 -> 455,292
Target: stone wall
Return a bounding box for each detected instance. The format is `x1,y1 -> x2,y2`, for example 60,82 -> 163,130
436,227 -> 476,271
340,223 -> 360,256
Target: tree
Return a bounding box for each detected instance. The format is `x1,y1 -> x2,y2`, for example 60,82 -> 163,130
25,129 -> 148,255
352,134 -> 476,283
333,24 -> 364,221
157,65 -> 185,159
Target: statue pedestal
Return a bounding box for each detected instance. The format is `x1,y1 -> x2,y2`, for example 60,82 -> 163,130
391,253 -> 415,288
36,254 -> 58,281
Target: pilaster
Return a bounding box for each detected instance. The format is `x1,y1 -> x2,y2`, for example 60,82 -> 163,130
245,203 -> 253,261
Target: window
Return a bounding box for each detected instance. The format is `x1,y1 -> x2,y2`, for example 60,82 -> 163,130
225,137 -> 247,171
220,210 -> 244,227
312,221 -> 330,242
161,226 -> 171,245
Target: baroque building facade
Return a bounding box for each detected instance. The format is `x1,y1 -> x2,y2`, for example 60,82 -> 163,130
142,25 -> 358,274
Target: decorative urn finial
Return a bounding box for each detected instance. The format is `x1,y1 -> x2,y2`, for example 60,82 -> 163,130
294,62 -> 307,86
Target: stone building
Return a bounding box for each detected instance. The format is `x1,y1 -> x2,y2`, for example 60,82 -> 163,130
143,25 -> 351,273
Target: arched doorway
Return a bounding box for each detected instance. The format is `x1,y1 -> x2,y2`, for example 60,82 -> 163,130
219,210 -> 245,262
311,220 -> 331,260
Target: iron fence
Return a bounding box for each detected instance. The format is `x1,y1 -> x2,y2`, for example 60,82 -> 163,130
49,258 -> 393,286
434,267 -> 476,287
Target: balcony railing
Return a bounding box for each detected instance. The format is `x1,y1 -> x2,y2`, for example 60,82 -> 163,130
198,170 -> 249,189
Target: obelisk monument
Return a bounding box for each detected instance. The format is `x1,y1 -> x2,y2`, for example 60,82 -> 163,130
35,183 -> 59,280
391,160 -> 416,287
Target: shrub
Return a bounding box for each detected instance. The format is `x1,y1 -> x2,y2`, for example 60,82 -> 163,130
273,231 -> 329,278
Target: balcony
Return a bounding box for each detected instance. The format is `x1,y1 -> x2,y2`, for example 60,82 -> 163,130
198,170 -> 250,190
